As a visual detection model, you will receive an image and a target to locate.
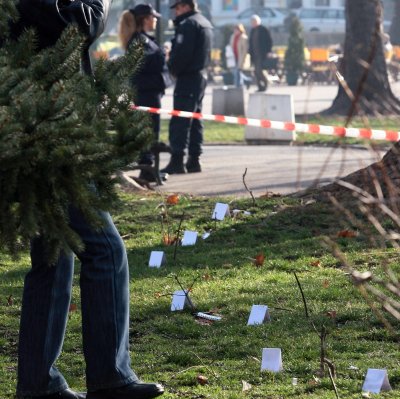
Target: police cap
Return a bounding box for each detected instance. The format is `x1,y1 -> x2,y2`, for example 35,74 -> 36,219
170,0 -> 195,9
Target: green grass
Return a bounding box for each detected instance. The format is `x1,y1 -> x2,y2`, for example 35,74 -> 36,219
1,192 -> 400,398
159,116 -> 400,147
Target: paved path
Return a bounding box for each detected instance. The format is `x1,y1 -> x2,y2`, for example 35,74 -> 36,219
126,145 -> 384,197
126,81 -> 397,197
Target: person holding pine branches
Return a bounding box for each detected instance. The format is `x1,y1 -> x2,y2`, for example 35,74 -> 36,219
1,0 -> 164,398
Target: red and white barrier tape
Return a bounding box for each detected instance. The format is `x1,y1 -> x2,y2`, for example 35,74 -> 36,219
131,105 -> 400,142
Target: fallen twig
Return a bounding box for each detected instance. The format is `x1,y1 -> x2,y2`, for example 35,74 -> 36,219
242,168 -> 256,207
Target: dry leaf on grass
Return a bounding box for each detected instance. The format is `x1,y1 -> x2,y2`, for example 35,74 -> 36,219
254,253 -> 265,267
337,229 -> 357,238
69,303 -> 78,313
326,310 -> 337,319
162,234 -> 178,246
7,295 -> 13,306
166,194 -> 180,205
195,318 -> 213,326
197,375 -> 208,385
323,279 -> 330,288
310,260 -> 321,268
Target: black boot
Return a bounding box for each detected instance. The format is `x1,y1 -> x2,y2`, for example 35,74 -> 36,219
87,381 -> 164,399
160,154 -> 185,174
18,388 -> 86,399
186,156 -> 202,173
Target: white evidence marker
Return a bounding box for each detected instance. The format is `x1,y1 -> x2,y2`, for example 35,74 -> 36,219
261,348 -> 283,372
362,369 -> 392,394
171,290 -> 193,311
148,251 -> 166,268
181,230 -> 198,246
247,305 -> 271,326
211,202 -> 230,221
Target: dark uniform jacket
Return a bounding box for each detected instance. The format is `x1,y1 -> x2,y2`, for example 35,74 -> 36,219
128,32 -> 169,93
249,24 -> 273,64
8,0 -> 110,75
168,10 -> 212,78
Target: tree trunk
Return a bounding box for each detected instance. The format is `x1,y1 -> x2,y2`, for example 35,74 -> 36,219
389,0 -> 400,45
323,0 -> 400,116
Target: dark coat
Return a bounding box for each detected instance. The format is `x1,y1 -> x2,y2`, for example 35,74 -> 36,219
168,10 -> 213,78
8,0 -> 110,75
249,24 -> 273,63
128,32 -> 168,93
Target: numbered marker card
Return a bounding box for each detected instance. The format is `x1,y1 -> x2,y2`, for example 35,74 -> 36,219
362,369 -> 392,394
211,202 -> 230,221
247,305 -> 271,326
261,348 -> 283,372
171,290 -> 193,311
149,251 -> 166,268
181,231 -> 198,246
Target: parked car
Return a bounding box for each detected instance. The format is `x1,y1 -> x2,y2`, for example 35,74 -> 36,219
296,7 -> 345,33
236,7 -> 286,32
297,7 -> 391,34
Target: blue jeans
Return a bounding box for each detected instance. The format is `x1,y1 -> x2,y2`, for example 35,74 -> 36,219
234,67 -> 251,87
17,207 -> 139,396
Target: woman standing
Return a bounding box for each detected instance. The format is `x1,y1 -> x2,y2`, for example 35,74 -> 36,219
118,4 -> 169,182
229,24 -> 252,88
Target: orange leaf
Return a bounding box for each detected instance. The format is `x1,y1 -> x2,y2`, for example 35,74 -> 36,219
337,229 -> 357,238
197,375 -> 208,385
154,292 -> 162,298
326,310 -> 337,319
310,260 -> 321,268
254,253 -> 265,267
69,303 -> 78,312
162,234 -> 177,246
166,194 -> 180,205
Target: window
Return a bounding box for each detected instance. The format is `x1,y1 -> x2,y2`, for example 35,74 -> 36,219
324,9 -> 338,19
315,0 -> 330,5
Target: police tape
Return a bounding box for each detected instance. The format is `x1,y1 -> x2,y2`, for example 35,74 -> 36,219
131,105 -> 400,142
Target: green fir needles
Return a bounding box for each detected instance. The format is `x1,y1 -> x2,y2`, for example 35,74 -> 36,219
0,3 -> 152,260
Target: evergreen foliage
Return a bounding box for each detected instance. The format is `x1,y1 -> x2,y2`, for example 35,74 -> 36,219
0,0 -> 152,260
284,15 -> 305,76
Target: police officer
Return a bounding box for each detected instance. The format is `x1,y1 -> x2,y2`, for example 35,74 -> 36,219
118,4 -> 170,183
161,0 -> 212,174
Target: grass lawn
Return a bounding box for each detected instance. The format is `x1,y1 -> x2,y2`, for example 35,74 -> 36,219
1,191 -> 399,398
159,116 -> 400,147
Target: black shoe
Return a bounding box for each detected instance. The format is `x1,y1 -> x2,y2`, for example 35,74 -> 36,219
160,155 -> 185,174
150,141 -> 171,154
19,388 -> 86,399
87,382 -> 164,399
185,156 -> 202,173
138,169 -> 157,183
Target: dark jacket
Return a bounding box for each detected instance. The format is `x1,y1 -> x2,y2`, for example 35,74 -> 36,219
249,24 -> 273,63
168,10 -> 212,77
129,32 -> 168,93
9,0 -> 110,75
